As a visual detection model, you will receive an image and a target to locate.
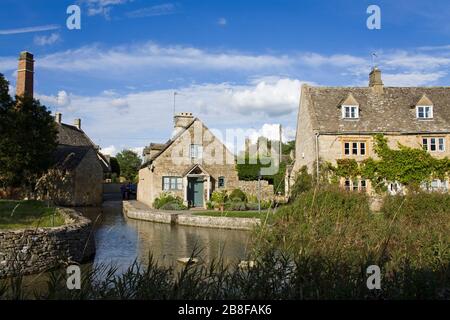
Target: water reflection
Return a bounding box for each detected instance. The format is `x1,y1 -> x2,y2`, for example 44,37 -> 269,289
79,201 -> 251,271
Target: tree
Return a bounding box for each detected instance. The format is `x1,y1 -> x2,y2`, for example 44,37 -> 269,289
109,157 -> 121,176
116,150 -> 142,182
0,73 -> 58,194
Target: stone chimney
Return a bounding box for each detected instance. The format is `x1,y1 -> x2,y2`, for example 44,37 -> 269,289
74,118 -> 81,130
55,112 -> 62,124
173,112 -> 194,135
369,67 -> 383,94
16,51 -> 34,98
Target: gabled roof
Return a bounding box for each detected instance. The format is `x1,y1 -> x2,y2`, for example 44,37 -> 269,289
416,94 -> 433,106
302,85 -> 450,134
141,117 -> 197,167
53,145 -> 92,171
56,123 -> 97,147
182,163 -> 211,177
340,93 -> 359,106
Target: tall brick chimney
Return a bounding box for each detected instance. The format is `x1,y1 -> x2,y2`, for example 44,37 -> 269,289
369,67 -> 383,94
16,51 -> 34,98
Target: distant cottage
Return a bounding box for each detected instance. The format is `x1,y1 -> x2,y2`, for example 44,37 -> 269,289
15,51 -> 109,206
138,112 -> 240,208
288,67 -> 450,195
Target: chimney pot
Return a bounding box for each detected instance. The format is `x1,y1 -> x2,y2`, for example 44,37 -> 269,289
74,118 -> 81,130
55,112 -> 62,124
16,51 -> 34,98
173,112 -> 194,136
369,67 -> 383,94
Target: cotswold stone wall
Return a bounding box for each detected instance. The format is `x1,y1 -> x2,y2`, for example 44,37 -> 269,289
237,180 -> 274,199
0,208 -> 95,278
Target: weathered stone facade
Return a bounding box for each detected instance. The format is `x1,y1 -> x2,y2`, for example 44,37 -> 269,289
138,114 -> 239,208
290,68 -> 450,196
0,208 -> 95,278
237,180 -> 274,199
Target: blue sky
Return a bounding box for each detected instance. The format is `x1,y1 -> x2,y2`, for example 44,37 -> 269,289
1,0 -> 449,155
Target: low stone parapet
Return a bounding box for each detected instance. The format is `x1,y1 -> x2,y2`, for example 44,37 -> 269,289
123,201 -> 259,231
0,208 -> 96,278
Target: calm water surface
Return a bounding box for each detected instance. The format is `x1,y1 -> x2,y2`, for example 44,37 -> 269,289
78,200 -> 251,271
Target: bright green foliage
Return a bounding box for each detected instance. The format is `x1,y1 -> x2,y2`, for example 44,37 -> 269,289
0,200 -> 64,229
229,188 -> 247,202
289,165 -> 313,201
153,193 -> 187,210
116,149 -> 142,182
325,134 -> 450,192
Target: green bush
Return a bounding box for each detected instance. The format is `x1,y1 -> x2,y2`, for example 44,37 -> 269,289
229,189 -> 247,202
224,201 -> 247,211
153,193 -> 187,210
289,165 -> 313,202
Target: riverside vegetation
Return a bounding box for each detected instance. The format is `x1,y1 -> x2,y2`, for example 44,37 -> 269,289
1,178 -> 449,299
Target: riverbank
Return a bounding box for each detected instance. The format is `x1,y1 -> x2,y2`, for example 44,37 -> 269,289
123,201 -> 260,231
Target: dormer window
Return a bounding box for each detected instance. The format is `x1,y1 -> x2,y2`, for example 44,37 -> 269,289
340,94 -> 359,120
416,105 -> 433,119
342,105 -> 359,119
415,94 -> 434,119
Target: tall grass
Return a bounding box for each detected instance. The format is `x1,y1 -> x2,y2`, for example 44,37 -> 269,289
0,187 -> 449,300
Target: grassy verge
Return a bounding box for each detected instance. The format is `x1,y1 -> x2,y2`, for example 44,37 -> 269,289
0,200 -> 65,229
192,210 -> 263,218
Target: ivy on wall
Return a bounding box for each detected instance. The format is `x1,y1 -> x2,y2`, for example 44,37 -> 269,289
324,134 -> 450,193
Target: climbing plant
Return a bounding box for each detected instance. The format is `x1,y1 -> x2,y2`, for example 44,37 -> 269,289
324,134 -> 450,193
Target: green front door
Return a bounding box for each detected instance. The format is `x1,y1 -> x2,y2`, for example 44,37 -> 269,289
188,178 -> 204,207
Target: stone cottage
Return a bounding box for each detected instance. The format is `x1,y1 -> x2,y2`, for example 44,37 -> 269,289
138,112 -> 240,208
15,51 -> 109,206
288,67 -> 450,195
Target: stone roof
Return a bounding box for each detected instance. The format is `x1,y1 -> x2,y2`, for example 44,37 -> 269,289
53,145 -> 91,171
56,123 -> 97,147
303,85 -> 450,134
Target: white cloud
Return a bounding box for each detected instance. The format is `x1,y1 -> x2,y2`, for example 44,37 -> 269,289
217,18 -> 227,26
100,145 -> 117,156
34,43 -> 292,73
37,90 -> 71,108
249,124 -> 294,143
0,24 -> 60,35
34,33 -> 60,46
126,4 -> 176,18
82,0 -> 131,18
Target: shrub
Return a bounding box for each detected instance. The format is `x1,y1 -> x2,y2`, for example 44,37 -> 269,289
229,189 -> 247,202
289,165 -> 313,201
224,201 -> 247,211
153,193 -> 187,210
211,190 -> 227,211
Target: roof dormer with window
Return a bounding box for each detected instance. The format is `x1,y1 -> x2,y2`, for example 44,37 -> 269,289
415,94 -> 434,120
340,94 -> 359,120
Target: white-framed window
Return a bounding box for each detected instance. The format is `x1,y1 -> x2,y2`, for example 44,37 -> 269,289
416,105 -> 433,119
422,137 -> 445,152
421,179 -> 449,193
344,141 -> 367,156
344,178 -> 367,192
190,144 -> 203,160
162,176 -> 183,191
342,105 -> 359,119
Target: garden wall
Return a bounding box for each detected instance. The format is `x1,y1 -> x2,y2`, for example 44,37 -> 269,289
237,180 -> 275,199
0,208 -> 95,278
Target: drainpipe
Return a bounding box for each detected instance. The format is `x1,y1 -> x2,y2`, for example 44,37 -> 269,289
315,132 -> 320,182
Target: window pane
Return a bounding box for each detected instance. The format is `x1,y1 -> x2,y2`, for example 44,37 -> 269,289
177,178 -> 183,190
345,107 -> 350,118
425,107 -> 430,118
218,177 -> 225,188
353,181 -> 359,191
344,142 -> 350,155
360,142 -> 366,155
352,143 -> 358,155
361,180 -> 366,190
170,178 -> 176,189
418,107 -> 424,118
430,138 -> 436,151
344,179 -> 351,191
422,138 -> 428,151
439,138 -> 445,151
